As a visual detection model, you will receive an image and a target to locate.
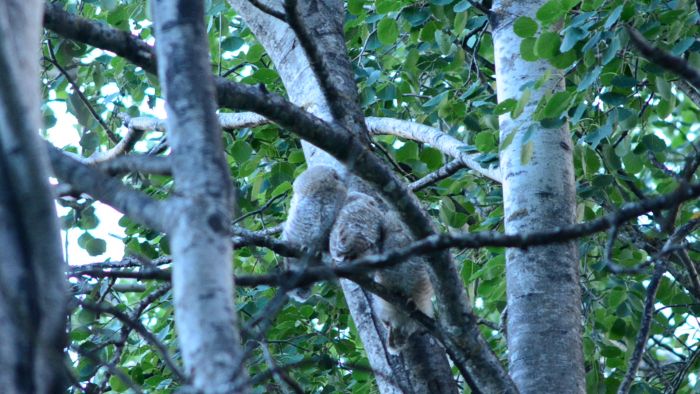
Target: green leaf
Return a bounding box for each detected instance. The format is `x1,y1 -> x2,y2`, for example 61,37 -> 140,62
500,131 -> 515,150
80,131 -> 100,151
560,27 -> 586,52
348,0 -> 364,15
543,91 -> 573,118
512,88 -> 532,118
86,238 -> 107,256
475,132 -> 497,152
577,66 -> 601,91
550,50 -> 576,69
221,36 -> 244,52
520,37 -> 538,61
110,374 -> 129,392
603,5 -> 623,30
453,0 -> 471,12
641,134 -> 666,152
535,32 -> 561,59
536,0 -> 563,24
377,19 -> 399,45
420,147 -> 443,171
494,98 -> 517,115
513,16 -> 538,38
599,92 -> 628,106
583,123 -> 612,148
230,141 -> 253,164
671,37 -> 695,56
423,91 -> 449,107
521,140 -> 534,164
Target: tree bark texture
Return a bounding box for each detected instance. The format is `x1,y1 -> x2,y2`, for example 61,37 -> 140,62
229,2 -> 457,393
151,1 -> 250,392
0,0 -> 68,392
491,1 -> 585,392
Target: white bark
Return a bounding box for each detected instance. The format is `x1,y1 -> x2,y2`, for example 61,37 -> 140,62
365,117 -> 501,182
151,1 -> 249,392
126,113 -> 502,183
0,0 -> 68,392
492,1 -> 585,392
228,2 -> 451,393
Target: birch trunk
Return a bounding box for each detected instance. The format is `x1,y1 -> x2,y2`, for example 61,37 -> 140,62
0,0 -> 68,392
491,1 -> 585,392
229,2 -> 456,393
151,1 -> 249,392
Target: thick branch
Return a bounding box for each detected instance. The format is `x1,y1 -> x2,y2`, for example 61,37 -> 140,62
95,155 -> 172,175
46,143 -> 169,232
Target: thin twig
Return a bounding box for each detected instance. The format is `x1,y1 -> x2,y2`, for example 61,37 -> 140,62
70,344 -> 144,394
617,264 -> 665,394
46,41 -> 119,143
410,158 -> 467,191
78,300 -> 186,381
232,193 -> 286,225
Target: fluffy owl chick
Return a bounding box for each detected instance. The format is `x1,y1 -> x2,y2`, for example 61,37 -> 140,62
329,194 -> 434,354
376,213 -> 434,355
282,165 -> 347,302
329,192 -> 383,263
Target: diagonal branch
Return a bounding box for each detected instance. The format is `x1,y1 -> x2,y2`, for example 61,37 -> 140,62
627,26 -> 700,90
46,142 -> 169,232
617,264 -> 665,394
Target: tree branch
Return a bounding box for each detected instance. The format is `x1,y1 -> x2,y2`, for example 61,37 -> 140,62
46,142 -> 169,232
95,154 -> 172,175
617,264 -> 665,394
627,26 -> 700,90
410,158 -> 467,191
78,300 -> 186,381
365,117 -> 502,182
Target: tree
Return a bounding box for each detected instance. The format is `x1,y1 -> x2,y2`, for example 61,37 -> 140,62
1,0 -> 699,392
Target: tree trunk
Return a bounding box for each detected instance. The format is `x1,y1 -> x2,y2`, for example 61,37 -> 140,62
0,0 -> 68,392
151,1 -> 250,392
229,2 -> 456,393
491,1 -> 585,392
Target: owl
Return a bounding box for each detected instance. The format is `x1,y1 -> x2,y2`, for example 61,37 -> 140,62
374,220 -> 434,354
281,165 -> 347,301
329,192 -> 383,263
329,193 -> 434,354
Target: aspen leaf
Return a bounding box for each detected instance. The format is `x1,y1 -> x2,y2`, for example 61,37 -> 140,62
521,140 -> 534,164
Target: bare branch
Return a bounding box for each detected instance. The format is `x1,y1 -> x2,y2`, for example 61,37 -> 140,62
70,345 -> 144,394
95,154 -> 172,175
83,127 -> 146,165
232,226 -> 301,257
410,158 -> 467,191
627,26 -> 700,90
46,40 -> 119,143
46,142 -> 169,232
219,112 -> 269,129
366,117 -> 502,182
617,264 -> 665,394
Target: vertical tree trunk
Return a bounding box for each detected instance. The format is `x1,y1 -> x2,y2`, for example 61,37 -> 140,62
491,1 -> 585,392
229,2 -> 457,393
151,1 -> 249,392
0,0 -> 68,392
